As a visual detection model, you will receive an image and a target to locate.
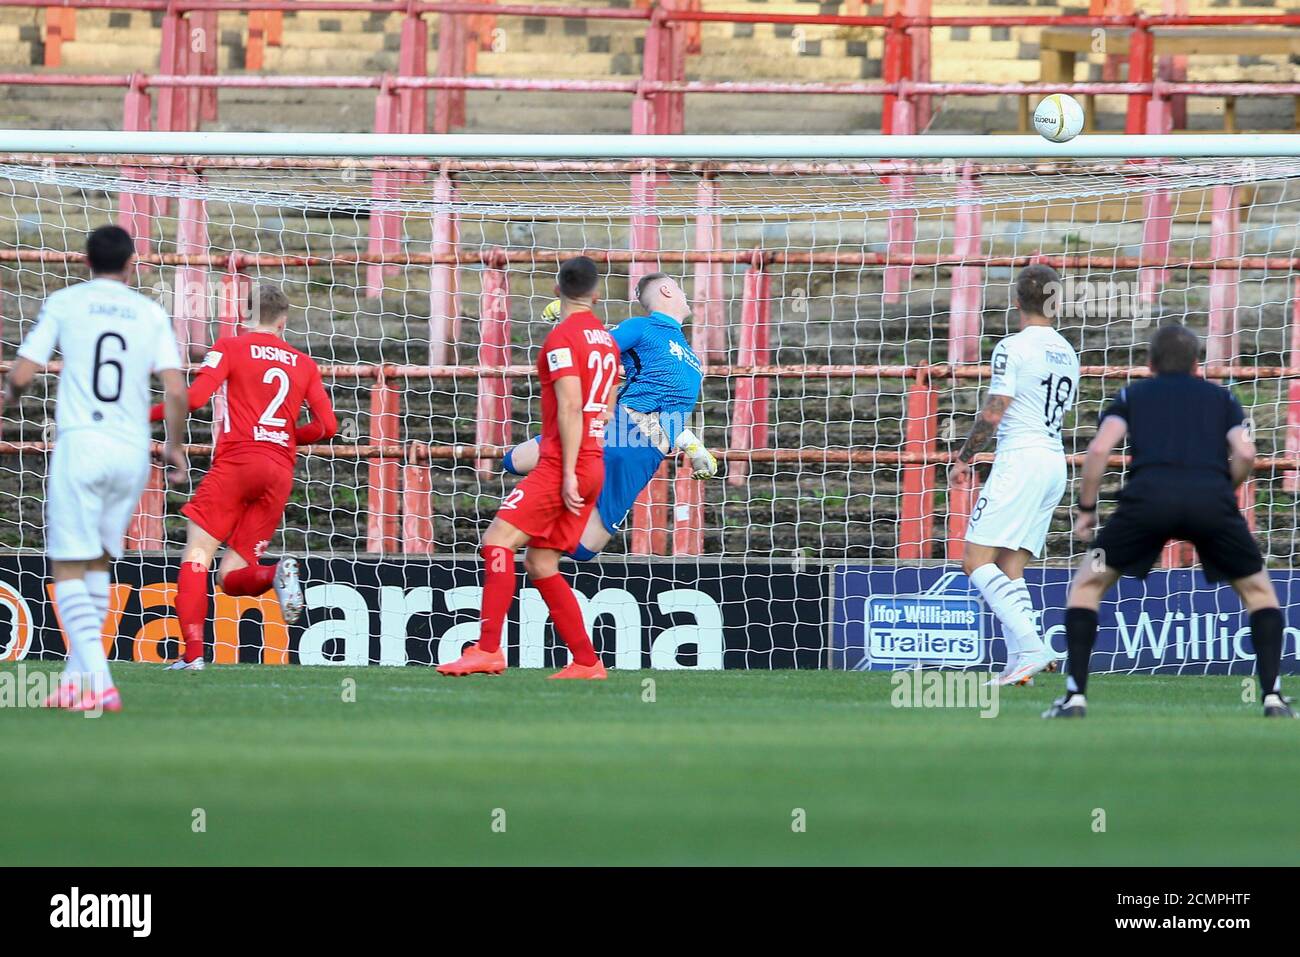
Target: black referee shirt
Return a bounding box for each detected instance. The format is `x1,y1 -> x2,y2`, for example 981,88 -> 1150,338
1100,372 -> 1245,484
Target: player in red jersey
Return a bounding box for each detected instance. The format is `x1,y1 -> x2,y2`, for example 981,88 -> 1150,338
152,285 -> 337,669
438,256 -> 620,680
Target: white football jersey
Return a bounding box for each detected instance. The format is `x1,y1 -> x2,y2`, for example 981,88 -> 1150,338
986,324 -> 1079,454
18,278 -> 182,449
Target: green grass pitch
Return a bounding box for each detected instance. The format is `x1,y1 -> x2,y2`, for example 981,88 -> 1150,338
2,662 -> 1296,866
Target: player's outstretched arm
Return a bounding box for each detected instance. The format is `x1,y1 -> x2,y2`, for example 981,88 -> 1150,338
295,366 -> 338,445
147,352 -> 228,422
948,393 -> 1011,488
6,300 -> 58,404
1227,424 -> 1256,489
1074,414 -> 1127,542
2,356 -> 39,406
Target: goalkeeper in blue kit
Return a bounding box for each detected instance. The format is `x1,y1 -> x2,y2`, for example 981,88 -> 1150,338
502,272 -> 717,558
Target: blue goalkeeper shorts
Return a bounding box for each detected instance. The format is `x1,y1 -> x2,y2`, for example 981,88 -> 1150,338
596,410 -> 668,534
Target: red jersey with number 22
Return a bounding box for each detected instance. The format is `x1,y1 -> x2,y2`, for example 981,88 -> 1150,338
537,310 -> 620,461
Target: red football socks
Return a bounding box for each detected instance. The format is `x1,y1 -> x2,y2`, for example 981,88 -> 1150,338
478,545 -> 517,654
176,561 -> 209,662
533,573 -> 598,667
221,563 -> 277,597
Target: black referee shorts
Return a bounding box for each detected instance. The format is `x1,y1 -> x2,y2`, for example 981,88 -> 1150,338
1093,474 -> 1264,583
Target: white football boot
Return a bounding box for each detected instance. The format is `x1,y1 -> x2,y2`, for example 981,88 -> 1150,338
273,557 -> 305,624
165,658 -> 205,672
996,646 -> 1057,687
986,654 -> 1020,687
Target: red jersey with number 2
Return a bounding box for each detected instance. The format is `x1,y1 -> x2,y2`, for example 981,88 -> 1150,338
537,310 -> 620,462
192,331 -> 333,468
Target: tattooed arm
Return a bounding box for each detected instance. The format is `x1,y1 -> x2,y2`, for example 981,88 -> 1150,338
948,394 -> 1011,488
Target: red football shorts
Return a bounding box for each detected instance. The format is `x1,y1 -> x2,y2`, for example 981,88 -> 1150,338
182,447 -> 294,563
498,453 -> 604,552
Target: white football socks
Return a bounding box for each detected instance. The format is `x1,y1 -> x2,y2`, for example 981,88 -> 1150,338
969,563 -> 1044,660
60,570 -> 111,688
54,578 -> 114,693
85,570 -> 110,622
1005,577 -> 1045,654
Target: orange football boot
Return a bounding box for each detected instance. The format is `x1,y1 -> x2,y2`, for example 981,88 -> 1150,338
436,644 -> 507,676
68,687 -> 122,714
40,682 -> 79,709
548,659 -> 608,680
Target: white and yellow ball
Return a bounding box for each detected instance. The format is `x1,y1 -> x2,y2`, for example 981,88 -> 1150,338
1033,93 -> 1085,143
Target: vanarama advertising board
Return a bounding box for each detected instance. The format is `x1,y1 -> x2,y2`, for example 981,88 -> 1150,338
0,556 -> 826,670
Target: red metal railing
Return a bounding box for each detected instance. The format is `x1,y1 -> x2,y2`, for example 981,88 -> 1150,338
1,357 -> 1295,561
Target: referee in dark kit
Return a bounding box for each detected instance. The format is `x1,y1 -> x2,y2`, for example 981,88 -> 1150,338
1045,323 -> 1295,719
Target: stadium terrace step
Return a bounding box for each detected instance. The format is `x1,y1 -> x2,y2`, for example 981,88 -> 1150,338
474,51 -> 628,77
58,44 -> 237,72
242,28 -> 393,53
689,54 -> 868,81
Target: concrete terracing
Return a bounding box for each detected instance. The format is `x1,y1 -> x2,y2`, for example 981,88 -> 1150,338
0,1 -> 1294,134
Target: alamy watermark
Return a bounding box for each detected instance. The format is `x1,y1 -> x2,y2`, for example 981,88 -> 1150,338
890,666 -> 1000,718
49,887 -> 151,937
0,664 -> 107,717
143,276 -> 276,327
1043,277 -> 1154,325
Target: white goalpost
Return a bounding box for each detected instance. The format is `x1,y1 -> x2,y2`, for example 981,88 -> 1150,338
1,130 -> 1298,676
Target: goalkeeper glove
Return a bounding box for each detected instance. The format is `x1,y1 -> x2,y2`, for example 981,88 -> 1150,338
674,428 -> 718,480
541,299 -> 562,322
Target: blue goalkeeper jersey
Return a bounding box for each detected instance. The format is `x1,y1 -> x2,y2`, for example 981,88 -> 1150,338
611,311 -> 704,442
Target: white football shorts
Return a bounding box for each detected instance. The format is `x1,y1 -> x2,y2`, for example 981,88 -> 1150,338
46,431 -> 152,561
964,446 -> 1068,557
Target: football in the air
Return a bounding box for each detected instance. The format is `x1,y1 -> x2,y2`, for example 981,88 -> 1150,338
1033,93 -> 1086,143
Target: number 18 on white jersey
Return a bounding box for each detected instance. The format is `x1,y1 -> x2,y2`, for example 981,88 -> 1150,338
987,325 -> 1079,454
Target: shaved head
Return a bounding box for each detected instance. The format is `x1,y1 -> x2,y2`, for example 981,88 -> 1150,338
634,272 -> 690,322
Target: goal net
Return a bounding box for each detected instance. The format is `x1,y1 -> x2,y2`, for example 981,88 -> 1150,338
1,132 -> 1298,676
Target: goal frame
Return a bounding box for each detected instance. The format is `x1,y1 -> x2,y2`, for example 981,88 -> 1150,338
3,130 -> 1300,159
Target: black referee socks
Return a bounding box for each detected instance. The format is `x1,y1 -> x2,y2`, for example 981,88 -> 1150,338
1249,607 -> 1285,699
1064,607 -> 1100,696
